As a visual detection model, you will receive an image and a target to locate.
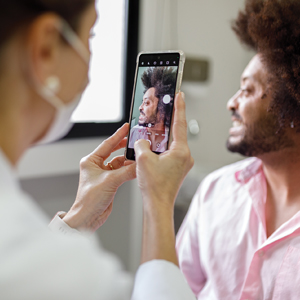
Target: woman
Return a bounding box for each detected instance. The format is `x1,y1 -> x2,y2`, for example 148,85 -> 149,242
0,0 -> 194,299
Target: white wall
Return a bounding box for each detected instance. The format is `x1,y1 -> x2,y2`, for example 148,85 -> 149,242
19,0 -> 254,274
139,0 -> 254,175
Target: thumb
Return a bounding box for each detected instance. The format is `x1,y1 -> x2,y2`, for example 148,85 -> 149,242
134,139 -> 151,159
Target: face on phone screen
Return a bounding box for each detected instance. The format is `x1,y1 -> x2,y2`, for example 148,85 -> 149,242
126,53 -> 181,160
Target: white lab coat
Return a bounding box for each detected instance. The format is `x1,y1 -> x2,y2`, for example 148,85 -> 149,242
0,149 -> 195,300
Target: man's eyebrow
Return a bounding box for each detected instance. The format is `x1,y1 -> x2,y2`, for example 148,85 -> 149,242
241,76 -> 251,83
241,75 -> 261,83
143,96 -> 153,101
242,75 -> 265,88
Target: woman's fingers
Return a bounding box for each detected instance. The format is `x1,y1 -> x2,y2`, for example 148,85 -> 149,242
171,92 -> 188,146
105,155 -> 126,170
111,138 -> 128,153
134,139 -> 152,161
105,155 -> 137,184
91,123 -> 129,161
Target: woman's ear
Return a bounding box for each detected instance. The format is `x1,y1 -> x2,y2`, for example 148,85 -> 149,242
23,13 -> 62,85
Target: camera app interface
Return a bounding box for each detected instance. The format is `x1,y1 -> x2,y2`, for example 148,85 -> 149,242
128,54 -> 179,153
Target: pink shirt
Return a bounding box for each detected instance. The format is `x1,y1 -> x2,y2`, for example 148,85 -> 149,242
128,125 -> 169,152
176,157 -> 300,300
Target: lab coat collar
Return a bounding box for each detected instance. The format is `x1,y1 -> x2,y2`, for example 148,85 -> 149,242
0,147 -> 20,192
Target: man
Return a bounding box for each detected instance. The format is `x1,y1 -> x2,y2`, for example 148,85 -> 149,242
129,67 -> 175,152
176,0 -> 300,299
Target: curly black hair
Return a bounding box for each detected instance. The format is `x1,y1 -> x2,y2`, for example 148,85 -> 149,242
232,0 -> 300,130
141,67 -> 177,127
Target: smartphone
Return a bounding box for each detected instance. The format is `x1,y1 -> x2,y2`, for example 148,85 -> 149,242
125,50 -> 185,161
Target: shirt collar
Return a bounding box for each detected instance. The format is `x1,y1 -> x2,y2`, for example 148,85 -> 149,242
235,158 -> 263,184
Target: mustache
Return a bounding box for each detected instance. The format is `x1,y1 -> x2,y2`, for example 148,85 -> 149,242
139,109 -> 145,116
231,110 -> 242,121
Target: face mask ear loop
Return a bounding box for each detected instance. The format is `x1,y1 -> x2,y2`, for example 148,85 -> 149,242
19,46 -> 65,111
59,21 -> 90,65
35,20 -> 91,111
35,84 -> 65,110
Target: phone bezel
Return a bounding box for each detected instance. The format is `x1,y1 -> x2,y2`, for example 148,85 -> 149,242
125,50 -> 185,161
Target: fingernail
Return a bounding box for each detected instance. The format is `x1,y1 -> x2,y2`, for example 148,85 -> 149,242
181,92 -> 185,101
135,139 -> 151,147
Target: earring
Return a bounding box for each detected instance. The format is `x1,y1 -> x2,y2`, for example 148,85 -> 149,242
45,76 -> 61,94
291,121 -> 295,128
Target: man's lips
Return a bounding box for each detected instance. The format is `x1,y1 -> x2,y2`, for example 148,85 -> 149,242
232,119 -> 242,127
229,118 -> 243,135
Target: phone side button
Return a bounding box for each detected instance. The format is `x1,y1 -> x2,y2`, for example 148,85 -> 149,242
176,72 -> 183,93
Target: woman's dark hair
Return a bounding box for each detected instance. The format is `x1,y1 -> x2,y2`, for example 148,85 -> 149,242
232,0 -> 300,130
0,0 -> 94,48
141,67 -> 177,127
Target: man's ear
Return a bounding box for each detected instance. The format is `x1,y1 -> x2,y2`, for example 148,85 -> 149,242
22,13 -> 62,84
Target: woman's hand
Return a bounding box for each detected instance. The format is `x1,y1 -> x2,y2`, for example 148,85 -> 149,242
134,92 -> 194,265
134,92 -> 194,211
63,124 -> 136,232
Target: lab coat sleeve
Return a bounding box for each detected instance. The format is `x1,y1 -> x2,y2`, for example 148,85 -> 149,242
49,214 -> 196,300
47,213 -> 133,300
48,212 -> 84,237
132,260 -> 196,300
2,202 -> 133,300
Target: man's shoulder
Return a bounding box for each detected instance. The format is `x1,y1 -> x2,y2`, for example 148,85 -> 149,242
130,125 -> 146,132
193,157 -> 261,203
202,157 -> 261,186
131,125 -> 144,129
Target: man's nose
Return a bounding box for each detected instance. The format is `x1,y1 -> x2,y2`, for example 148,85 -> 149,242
139,103 -> 143,111
227,90 -> 240,111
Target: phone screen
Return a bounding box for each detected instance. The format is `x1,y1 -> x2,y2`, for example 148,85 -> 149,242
126,52 -> 183,160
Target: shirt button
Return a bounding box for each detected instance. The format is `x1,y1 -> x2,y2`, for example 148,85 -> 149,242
258,250 -> 265,257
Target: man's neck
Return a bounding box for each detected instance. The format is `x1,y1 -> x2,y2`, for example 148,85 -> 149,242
260,147 -> 300,203
149,121 -> 165,132
258,145 -> 300,237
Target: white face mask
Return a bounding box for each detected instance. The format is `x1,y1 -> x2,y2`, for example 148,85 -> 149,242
34,21 -> 90,145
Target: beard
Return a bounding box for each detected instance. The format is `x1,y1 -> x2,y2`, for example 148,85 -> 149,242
138,111 -> 157,127
226,111 -> 294,157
